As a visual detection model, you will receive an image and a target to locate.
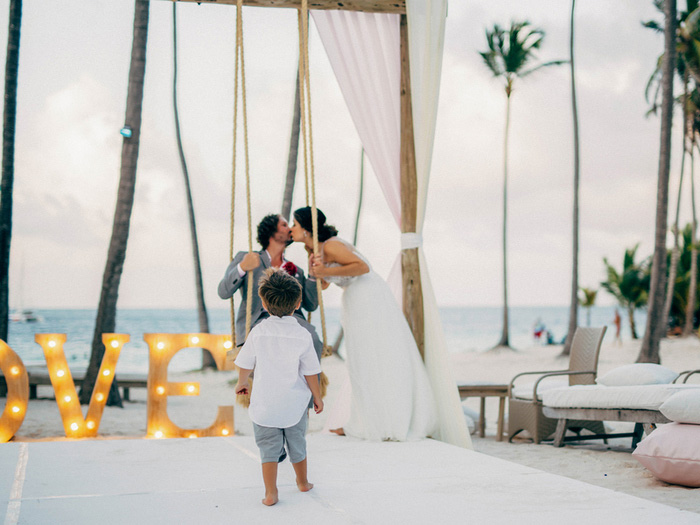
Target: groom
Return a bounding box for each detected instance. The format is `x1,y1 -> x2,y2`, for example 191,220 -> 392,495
217,213 -> 323,360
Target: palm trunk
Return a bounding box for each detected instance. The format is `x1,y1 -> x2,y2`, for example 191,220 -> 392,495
281,66 -> 301,221
172,3 -> 212,368
563,0 -> 579,356
662,83 -> 688,335
638,0 -> 676,364
496,90 -> 512,348
683,150 -> 697,336
0,0 -> 21,343
80,0 -> 150,405
628,304 -> 638,340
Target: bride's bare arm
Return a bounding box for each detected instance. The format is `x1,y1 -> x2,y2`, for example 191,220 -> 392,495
310,241 -> 369,278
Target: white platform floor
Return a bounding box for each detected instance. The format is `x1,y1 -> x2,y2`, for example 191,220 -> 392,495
1,435 -> 698,524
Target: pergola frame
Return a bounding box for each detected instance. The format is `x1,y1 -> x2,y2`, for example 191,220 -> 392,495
166,0 -> 424,357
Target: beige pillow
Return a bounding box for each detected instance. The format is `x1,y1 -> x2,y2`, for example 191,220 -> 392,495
633,423 -> 700,487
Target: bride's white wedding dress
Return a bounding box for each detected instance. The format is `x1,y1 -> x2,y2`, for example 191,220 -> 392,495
321,238 -> 437,441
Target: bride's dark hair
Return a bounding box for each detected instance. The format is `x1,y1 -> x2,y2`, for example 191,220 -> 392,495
293,206 -> 338,242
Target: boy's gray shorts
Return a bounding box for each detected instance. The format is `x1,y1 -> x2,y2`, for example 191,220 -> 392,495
253,413 -> 308,464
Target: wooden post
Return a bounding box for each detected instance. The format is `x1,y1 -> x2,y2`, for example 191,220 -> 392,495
400,14 -> 424,360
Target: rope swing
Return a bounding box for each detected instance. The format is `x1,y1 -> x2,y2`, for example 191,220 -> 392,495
297,0 -> 331,358
228,1 -> 331,406
229,0 -> 254,348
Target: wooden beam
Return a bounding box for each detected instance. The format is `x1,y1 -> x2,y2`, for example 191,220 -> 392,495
166,0 -> 405,14
399,14 -> 424,360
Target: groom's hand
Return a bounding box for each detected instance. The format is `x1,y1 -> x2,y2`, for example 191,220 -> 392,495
240,252 -> 261,272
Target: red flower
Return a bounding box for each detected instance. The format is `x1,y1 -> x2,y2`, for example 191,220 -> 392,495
282,261 -> 298,277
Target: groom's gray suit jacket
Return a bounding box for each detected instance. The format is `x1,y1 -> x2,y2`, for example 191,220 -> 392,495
217,250 -> 322,360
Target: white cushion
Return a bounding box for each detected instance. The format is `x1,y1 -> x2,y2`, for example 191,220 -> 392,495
660,389 -> 700,424
596,364 -> 678,386
541,384 -> 700,410
511,379 -> 568,401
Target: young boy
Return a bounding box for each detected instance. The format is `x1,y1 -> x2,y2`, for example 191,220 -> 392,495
234,267 -> 324,507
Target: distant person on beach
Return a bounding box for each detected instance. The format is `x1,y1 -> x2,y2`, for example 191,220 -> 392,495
234,268 -> 323,507
613,309 -> 622,346
292,206 -> 439,441
217,213 -> 322,360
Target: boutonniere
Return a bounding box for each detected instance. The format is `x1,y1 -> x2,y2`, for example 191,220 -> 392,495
282,261 -> 298,277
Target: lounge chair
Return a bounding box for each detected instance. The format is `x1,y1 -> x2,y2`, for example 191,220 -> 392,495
507,326 -> 607,444
542,370 -> 700,448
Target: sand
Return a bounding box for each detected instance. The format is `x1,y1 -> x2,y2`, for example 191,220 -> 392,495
5,335 -> 700,514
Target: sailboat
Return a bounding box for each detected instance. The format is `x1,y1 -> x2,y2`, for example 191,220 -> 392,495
9,252 -> 42,323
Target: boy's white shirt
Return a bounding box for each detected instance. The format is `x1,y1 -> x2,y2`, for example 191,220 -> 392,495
234,315 -> 321,428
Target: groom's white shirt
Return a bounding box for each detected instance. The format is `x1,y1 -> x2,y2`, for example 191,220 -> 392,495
235,316 -> 321,428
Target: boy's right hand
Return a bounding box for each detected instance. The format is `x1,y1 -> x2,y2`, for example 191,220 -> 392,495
313,397 -> 324,414
235,381 -> 250,396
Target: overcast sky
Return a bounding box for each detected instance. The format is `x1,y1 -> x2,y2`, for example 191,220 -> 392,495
0,0 -> 680,309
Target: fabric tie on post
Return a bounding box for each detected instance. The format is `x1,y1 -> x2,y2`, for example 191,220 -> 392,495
401,232 -> 423,251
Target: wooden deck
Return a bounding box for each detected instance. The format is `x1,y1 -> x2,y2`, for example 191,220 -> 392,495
2,435 -> 698,524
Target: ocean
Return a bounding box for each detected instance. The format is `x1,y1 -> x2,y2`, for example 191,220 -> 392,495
6,306 -> 646,374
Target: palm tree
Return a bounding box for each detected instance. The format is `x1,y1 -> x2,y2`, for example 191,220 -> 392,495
683,128 -> 698,336
578,287 -> 597,327
0,0 -> 22,343
281,66 -> 301,221
79,0 -> 150,405
601,245 -> 650,340
667,223 -> 700,330
563,0 -> 580,356
479,21 -> 565,349
171,3 -> 212,367
638,0 -> 677,364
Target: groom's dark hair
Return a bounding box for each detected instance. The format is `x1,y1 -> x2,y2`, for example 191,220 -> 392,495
258,268 -> 302,317
257,214 -> 281,249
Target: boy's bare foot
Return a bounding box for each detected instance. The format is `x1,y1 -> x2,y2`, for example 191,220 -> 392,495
329,428 -> 345,436
297,480 -> 314,492
262,492 -> 279,506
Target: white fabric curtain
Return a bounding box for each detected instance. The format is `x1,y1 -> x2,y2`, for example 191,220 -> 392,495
313,2 -> 471,449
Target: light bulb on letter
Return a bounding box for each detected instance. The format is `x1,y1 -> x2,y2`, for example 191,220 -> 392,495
157,342 -> 165,350
191,336 -> 199,345
70,423 -> 79,431
96,393 -> 104,402
156,386 -> 165,395
64,395 -> 71,403
56,369 -> 65,378
111,340 -> 119,348
48,340 -> 56,348
224,341 -> 233,349
102,369 -> 111,377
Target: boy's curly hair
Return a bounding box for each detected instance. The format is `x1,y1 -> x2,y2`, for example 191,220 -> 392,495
258,267 -> 302,317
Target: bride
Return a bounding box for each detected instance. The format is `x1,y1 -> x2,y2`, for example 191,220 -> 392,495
291,206 -> 437,441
